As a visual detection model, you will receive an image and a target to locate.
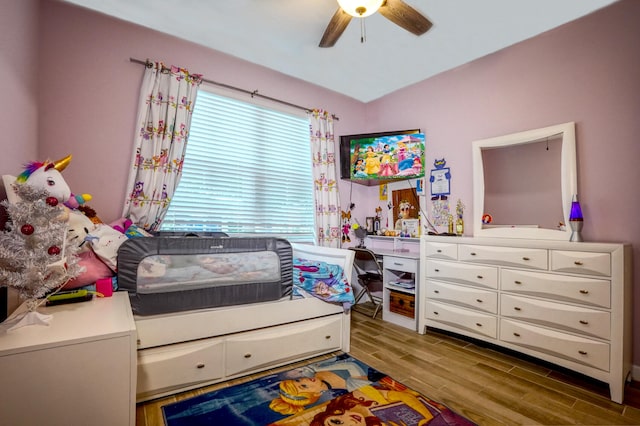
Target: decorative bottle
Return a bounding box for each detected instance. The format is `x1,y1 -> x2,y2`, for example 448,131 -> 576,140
455,199 -> 465,236
456,217 -> 464,236
447,215 -> 454,234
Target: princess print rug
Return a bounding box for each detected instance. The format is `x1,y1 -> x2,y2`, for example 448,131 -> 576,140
162,353 -> 476,426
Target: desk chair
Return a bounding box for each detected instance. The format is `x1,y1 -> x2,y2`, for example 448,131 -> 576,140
349,247 -> 384,319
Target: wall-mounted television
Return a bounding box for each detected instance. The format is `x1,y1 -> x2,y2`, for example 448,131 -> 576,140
339,129 -> 424,186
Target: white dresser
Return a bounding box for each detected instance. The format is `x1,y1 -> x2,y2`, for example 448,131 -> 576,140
0,292 -> 137,425
419,236 -> 632,403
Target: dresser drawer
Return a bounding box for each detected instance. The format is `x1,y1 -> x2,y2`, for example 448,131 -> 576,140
225,315 -> 342,376
500,294 -> 611,340
383,256 -> 418,273
426,259 -> 498,289
500,319 -> 610,371
501,269 -> 611,308
424,242 -> 457,260
459,245 -> 548,270
427,280 -> 497,314
551,251 -> 611,277
425,301 -> 497,339
137,337 -> 224,396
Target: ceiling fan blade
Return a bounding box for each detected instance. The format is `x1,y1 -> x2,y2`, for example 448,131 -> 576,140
319,8 -> 352,48
378,0 -> 433,36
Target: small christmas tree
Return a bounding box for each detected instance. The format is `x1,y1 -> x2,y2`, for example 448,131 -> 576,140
0,183 -> 80,329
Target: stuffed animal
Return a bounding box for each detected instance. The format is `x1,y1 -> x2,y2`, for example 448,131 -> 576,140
62,210 -> 113,290
16,154 -> 92,209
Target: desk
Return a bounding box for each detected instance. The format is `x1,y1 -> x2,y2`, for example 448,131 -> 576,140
366,241 -> 421,331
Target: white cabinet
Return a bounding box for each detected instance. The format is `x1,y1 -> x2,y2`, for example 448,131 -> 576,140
382,254 -> 419,330
419,236 -> 632,404
0,292 -> 137,425
135,297 -> 349,402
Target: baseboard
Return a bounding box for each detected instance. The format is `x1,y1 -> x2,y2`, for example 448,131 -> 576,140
631,364 -> 640,382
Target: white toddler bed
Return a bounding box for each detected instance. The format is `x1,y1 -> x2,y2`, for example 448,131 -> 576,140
134,242 -> 355,402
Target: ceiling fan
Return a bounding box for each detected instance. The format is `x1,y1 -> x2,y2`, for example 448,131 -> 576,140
319,0 -> 433,48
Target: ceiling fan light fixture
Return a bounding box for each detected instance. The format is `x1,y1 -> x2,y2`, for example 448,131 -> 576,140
337,0 -> 384,18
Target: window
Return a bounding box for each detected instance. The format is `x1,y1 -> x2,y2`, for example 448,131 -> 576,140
161,88 -> 315,242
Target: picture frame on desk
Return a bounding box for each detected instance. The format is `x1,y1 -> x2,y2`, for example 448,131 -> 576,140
365,217 -> 375,233
399,219 -> 420,237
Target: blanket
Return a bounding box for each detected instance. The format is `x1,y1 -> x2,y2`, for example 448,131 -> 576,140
292,258 -> 355,309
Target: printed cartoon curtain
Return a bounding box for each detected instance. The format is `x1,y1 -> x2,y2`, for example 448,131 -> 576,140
122,61 -> 202,231
308,110 -> 341,247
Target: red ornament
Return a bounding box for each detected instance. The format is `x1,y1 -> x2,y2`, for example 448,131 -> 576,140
46,197 -> 59,207
48,246 -> 61,256
21,224 -> 34,235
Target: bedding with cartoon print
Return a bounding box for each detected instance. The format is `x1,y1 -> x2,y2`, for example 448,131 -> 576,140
292,258 -> 355,311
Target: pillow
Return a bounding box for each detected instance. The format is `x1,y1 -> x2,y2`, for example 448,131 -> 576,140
89,224 -> 129,271
63,250 -> 113,289
2,175 -> 19,204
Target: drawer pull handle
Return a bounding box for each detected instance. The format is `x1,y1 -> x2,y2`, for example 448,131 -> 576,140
476,275 -> 483,279
393,262 -> 403,266
476,299 -> 483,303
244,353 -> 252,358
579,320 -> 589,325
434,290 -> 440,294
514,307 -> 521,311
434,268 -> 440,272
325,335 -> 331,339
574,261 -> 584,266
436,249 -> 442,253
475,323 -> 482,327
513,332 -> 521,337
579,289 -> 589,294
578,350 -> 588,355
433,311 -> 439,315
196,363 -> 205,369
522,256 -> 530,261
470,252 -> 477,256
514,280 -> 522,285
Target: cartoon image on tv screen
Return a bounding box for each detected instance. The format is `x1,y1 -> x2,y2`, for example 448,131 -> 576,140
350,133 -> 425,181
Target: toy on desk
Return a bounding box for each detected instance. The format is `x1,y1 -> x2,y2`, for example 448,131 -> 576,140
46,289 -> 94,306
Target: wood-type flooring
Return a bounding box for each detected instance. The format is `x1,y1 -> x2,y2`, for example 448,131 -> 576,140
137,305 -> 640,425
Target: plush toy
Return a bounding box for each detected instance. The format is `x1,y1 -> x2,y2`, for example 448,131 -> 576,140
62,210 -> 113,290
16,154 -> 92,210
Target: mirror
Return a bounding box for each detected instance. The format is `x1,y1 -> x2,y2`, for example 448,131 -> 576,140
472,122 -> 577,240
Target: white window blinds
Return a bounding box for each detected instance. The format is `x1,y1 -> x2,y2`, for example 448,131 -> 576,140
160,89 -> 315,242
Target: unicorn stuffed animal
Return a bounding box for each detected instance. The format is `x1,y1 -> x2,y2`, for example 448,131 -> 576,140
11,154 -> 92,210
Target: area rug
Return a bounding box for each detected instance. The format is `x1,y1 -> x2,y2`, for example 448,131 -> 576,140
162,353 -> 476,426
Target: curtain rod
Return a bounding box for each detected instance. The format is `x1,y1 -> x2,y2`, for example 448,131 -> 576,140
129,58 -> 338,121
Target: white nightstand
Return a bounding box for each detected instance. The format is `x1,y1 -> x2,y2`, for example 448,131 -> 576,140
0,292 -> 136,426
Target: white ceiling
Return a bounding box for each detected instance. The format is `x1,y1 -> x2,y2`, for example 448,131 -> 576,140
62,0 -> 618,103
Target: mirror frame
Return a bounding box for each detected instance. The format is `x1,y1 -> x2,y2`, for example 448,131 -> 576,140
472,121 -> 577,240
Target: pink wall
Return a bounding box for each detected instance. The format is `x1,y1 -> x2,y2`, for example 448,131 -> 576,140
35,0 -> 366,222
0,0 -> 39,192
366,0 -> 640,360
2,0 -> 639,362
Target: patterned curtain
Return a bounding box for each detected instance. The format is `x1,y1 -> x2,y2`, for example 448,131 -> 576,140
308,109 -> 341,247
122,61 -> 202,231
